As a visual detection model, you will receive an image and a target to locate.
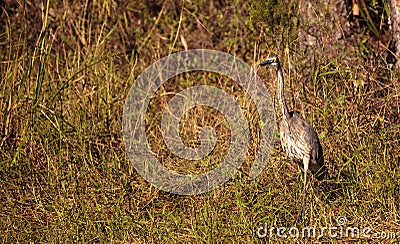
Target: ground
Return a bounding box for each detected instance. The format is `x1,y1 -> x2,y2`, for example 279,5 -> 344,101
0,0 -> 399,242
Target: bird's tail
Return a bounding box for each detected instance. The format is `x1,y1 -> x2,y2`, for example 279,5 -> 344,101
308,155 -> 326,180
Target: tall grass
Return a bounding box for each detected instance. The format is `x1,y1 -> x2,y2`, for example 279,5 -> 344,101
0,0 -> 399,242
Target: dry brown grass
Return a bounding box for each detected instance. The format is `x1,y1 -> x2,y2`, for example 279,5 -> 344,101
0,0 -> 399,242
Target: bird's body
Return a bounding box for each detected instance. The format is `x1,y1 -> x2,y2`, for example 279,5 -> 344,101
260,55 -> 326,219
260,55 -> 325,180
280,111 -> 325,180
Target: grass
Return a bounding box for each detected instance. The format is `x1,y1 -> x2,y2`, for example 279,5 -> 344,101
1,0 -> 399,242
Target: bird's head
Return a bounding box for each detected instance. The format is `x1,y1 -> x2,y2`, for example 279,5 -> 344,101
260,55 -> 280,68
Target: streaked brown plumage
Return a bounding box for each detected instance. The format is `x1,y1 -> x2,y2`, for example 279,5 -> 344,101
279,110 -> 325,181
260,55 -> 326,219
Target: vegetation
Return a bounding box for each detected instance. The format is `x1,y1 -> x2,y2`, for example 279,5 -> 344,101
1,0 -> 399,242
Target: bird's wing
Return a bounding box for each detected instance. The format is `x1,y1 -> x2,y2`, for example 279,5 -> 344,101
287,112 -> 322,160
284,111 -> 325,179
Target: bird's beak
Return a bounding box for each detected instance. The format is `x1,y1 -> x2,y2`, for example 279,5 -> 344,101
259,59 -> 273,66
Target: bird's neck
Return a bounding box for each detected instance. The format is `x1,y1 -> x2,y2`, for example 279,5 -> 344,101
277,65 -> 290,120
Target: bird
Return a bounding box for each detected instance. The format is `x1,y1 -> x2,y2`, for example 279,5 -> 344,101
260,55 -> 326,219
